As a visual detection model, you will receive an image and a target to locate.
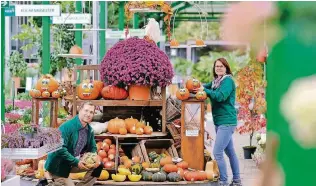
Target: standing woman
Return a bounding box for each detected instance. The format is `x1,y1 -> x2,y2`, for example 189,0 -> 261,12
194,58 -> 241,186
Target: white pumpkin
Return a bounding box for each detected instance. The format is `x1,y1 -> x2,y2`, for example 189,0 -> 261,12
90,122 -> 108,135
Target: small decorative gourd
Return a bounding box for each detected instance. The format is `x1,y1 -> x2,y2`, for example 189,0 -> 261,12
141,171 -> 153,181
195,89 -> 207,100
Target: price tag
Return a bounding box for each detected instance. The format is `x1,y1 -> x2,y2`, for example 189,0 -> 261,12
185,130 -> 199,137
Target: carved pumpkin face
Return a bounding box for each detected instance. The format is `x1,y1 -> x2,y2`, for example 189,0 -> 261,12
77,80 -> 100,100
36,74 -> 59,93
29,89 -> 41,98
186,78 -> 201,92
176,88 -> 190,100
52,91 -> 60,98
195,90 -> 207,100
42,91 -> 50,98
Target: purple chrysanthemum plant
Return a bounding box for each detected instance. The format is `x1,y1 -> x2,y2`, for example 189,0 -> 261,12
100,37 -> 174,88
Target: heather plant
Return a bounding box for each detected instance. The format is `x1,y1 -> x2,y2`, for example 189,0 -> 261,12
100,37 -> 174,87
1,127 -> 62,148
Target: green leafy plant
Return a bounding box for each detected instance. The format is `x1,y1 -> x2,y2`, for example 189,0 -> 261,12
7,51 -> 28,77
5,105 -> 19,113
19,124 -> 35,135
173,50 -> 250,83
16,92 -> 32,101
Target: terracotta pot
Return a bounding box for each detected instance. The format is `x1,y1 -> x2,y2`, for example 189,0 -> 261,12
129,85 -> 151,100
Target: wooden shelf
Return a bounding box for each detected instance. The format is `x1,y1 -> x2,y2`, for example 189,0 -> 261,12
66,99 -> 163,107
95,132 -> 167,139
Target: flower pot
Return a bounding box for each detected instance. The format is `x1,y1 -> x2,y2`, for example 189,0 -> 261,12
129,85 -> 151,100
242,146 -> 257,159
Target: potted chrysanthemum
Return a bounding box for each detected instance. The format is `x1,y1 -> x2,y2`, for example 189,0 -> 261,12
100,19 -> 174,100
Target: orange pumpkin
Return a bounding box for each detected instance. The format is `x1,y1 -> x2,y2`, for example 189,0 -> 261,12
135,120 -> 145,129
170,39 -> 179,47
195,39 -> 205,46
177,161 -> 189,169
36,74 -> 59,93
163,164 -> 178,173
142,162 -> 150,169
176,88 -> 190,100
108,117 -> 126,134
52,91 -> 60,98
160,156 -> 172,167
129,126 -> 136,134
196,171 -> 207,181
144,122 -> 153,135
29,89 -> 41,98
132,156 -> 141,163
124,117 -> 138,133
119,128 -> 127,135
42,91 -> 50,98
77,80 -> 100,100
184,171 -> 199,181
101,86 -> 128,100
136,127 -> 144,135
69,45 -> 83,54
195,90 -> 207,100
186,78 -> 201,92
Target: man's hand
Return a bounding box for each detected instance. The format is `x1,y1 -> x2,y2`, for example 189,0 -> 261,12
94,155 -> 101,169
78,161 -> 89,170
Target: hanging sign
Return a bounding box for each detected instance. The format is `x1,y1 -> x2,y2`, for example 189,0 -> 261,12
4,6 -> 15,17
106,30 -> 124,39
52,13 -> 91,24
1,1 -> 10,8
185,129 -> 199,137
15,5 -> 61,16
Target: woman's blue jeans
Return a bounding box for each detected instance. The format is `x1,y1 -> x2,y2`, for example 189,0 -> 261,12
214,125 -> 241,183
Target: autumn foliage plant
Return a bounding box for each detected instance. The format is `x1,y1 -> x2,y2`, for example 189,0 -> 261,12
236,61 -> 267,147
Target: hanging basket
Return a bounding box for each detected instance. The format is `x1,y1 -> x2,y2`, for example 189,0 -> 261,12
124,2 -> 173,41
170,3 -> 208,48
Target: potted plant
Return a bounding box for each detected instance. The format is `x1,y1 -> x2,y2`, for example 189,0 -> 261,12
7,51 -> 28,95
236,60 -> 267,159
100,37 -> 174,100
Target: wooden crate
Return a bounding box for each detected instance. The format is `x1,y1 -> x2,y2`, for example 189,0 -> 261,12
139,139 -> 179,162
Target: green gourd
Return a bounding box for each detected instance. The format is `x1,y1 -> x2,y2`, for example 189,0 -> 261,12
131,163 -> 142,175
141,171 -> 153,181
152,172 -> 167,182
167,172 -> 181,182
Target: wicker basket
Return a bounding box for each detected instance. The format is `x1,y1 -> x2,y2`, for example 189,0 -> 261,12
166,97 -> 181,121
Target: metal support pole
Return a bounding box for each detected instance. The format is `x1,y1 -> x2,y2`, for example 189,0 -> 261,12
1,5 -> 6,122
118,2 -> 125,31
99,1 -> 106,62
42,1 -> 50,74
133,14 -> 139,29
75,1 -> 83,84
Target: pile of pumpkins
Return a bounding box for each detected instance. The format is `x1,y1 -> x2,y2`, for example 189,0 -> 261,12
77,80 -> 129,100
96,139 -> 116,169
176,77 -> 207,101
29,74 -> 62,98
107,117 -> 153,135
111,150 -> 219,182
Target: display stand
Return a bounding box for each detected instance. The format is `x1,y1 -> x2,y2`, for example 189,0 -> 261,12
31,97 -> 58,128
181,98 -> 205,170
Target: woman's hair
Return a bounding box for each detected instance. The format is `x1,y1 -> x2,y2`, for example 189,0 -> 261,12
213,58 -> 233,78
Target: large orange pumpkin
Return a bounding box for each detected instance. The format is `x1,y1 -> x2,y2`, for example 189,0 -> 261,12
176,88 -> 190,100
69,45 -> 83,54
77,80 -> 100,100
186,78 -> 201,92
124,117 -> 138,133
195,90 -> 207,100
163,164 -> 178,173
101,86 -> 128,100
29,89 -> 41,98
108,117 -> 126,134
36,74 -> 59,93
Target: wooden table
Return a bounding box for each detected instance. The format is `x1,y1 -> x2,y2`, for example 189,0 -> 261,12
31,97 -> 58,128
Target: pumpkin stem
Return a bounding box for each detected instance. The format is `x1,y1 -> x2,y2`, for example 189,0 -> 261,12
146,122 -> 150,126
